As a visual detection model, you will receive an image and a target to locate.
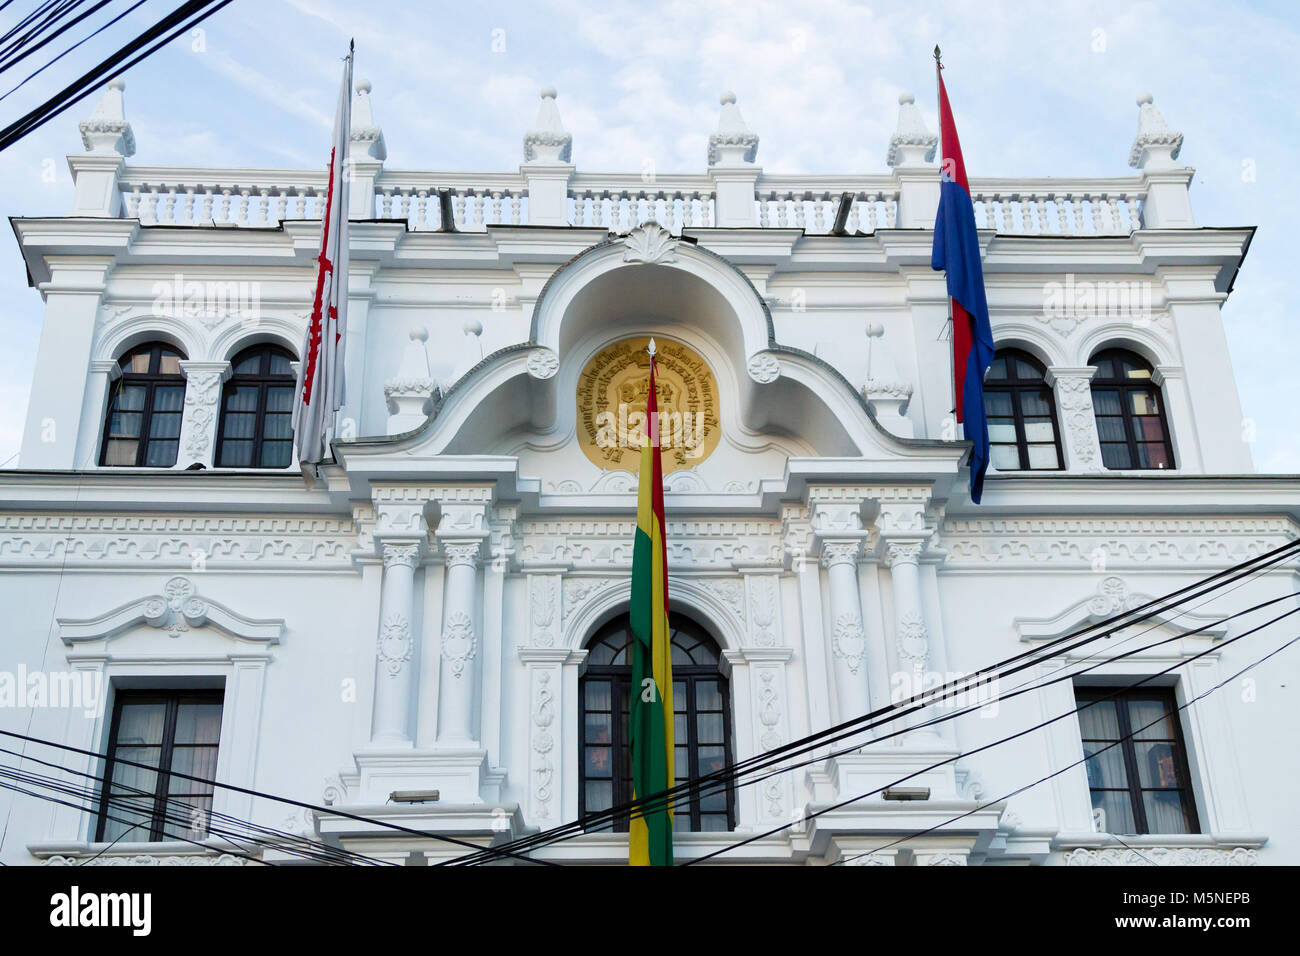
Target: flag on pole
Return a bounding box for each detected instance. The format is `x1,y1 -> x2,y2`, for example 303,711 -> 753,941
628,338 -> 674,867
292,43 -> 354,468
930,47 -> 995,503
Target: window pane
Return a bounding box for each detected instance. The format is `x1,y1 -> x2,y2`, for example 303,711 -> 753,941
157,352 -> 183,375
1092,390 -> 1122,416
153,385 -> 185,414
143,439 -> 178,468
584,712 -> 611,745
103,439 -> 139,466
1135,741 -> 1182,788
1023,420 -> 1055,442
986,357 -> 1008,380
1019,391 -> 1052,417
100,797 -> 155,843
1143,790 -> 1192,835
1090,789 -> 1136,834
1101,443 -> 1132,469
174,702 -> 223,744
584,680 -> 612,711
1084,741 -> 1129,790
168,745 -> 220,788
1128,699 -> 1175,739
124,351 -> 152,374
218,440 -> 253,467
1094,416 -> 1126,443
697,745 -> 727,776
1136,417 -> 1167,442
985,392 -> 1013,417
697,713 -> 724,746
266,386 -> 293,413
1129,391 -> 1160,415
1077,698 -> 1120,739
584,745 -> 612,777
259,440 -> 293,469
1015,358 -> 1043,380
988,421 -> 1017,444
148,411 -> 182,440
268,352 -> 293,376
232,353 -> 260,375
584,780 -> 612,814
695,681 -> 723,711
1026,443 -> 1059,469
1137,442 -> 1170,469
110,747 -> 160,797
225,386 -> 259,414
262,414 -> 292,441
990,444 -> 1020,470
117,702 -> 167,745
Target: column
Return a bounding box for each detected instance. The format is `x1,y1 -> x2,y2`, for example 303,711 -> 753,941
77,359 -> 120,468
177,360 -> 230,469
1153,364 -> 1204,472
821,540 -> 871,721
21,259 -> 113,468
1047,366 -> 1104,473
371,539 -> 424,744
884,538 -> 942,746
436,539 -> 483,745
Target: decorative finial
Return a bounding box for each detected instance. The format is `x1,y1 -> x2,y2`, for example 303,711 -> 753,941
349,76 -> 386,161
1137,91 -> 1153,106
647,337 -> 657,357
410,326 -> 428,342
708,90 -> 758,166
356,77 -> 372,94
524,84 -> 572,163
887,87 -> 937,167
1129,91 -> 1183,169
463,318 -> 483,337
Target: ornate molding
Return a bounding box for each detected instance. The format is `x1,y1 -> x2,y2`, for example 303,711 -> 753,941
529,576 -> 560,648
820,541 -> 862,569
832,612 -> 867,674
58,575 -> 283,644
1066,846 -> 1257,866
441,610 -> 476,678
44,853 -> 248,867
381,542 -> 421,569
377,613 -> 413,676
525,347 -> 559,380
707,130 -> 759,166
621,221 -> 677,265
747,352 -> 781,384
530,671 -> 556,819
442,541 -> 481,568
884,540 -> 923,568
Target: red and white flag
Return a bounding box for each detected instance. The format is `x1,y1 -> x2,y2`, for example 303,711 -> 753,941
292,44 -> 353,467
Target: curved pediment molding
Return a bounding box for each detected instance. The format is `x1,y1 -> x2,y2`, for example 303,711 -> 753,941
1015,574 -> 1227,647
58,575 -> 284,645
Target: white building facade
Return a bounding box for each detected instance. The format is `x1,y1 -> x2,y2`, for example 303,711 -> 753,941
0,78 -> 1295,866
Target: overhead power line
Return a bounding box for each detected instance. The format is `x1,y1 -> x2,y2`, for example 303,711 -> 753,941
0,0 -> 234,153
685,601 -> 1299,864
451,539 -> 1300,864
1,0 -> 149,103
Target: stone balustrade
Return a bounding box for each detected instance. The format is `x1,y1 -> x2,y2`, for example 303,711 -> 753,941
82,79 -> 1182,235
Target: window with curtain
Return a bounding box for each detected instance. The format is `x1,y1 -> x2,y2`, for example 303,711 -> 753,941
984,349 -> 1063,471
1074,686 -> 1198,835
579,613 -> 734,833
100,343 -> 186,467
96,690 -> 224,844
215,345 -> 296,468
1089,349 -> 1175,470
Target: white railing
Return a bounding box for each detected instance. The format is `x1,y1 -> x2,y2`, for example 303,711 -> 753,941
115,167 -> 1147,237
567,175 -> 715,231
969,179 -> 1145,236
374,172 -> 528,231
118,168 -> 329,226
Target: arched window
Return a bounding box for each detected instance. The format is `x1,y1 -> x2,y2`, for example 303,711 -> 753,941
100,342 -> 186,467
216,345 -> 295,468
984,349 -> 1063,471
1090,349 -> 1174,470
579,613 -> 734,833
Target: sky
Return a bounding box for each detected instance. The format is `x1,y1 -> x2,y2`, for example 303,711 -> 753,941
0,0 -> 1297,470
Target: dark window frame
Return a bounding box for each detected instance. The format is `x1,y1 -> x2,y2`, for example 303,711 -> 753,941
1074,685 -> 1200,836
1089,348 -> 1176,471
215,344 -> 296,469
95,689 -> 224,843
984,348 -> 1064,471
99,343 -> 187,468
578,613 -> 736,834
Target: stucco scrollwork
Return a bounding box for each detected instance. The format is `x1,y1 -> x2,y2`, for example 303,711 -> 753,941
832,612 -> 867,674
441,610 -> 476,678
377,613 -> 413,676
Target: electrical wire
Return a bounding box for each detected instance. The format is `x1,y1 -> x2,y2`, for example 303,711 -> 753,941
833,629 -> 1300,866
450,540 -> 1300,864
685,599 -> 1298,864
0,0 -> 148,102
0,0 -> 233,153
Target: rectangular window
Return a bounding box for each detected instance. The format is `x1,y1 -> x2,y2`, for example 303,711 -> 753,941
1073,685 -> 1198,835
96,690 -> 224,844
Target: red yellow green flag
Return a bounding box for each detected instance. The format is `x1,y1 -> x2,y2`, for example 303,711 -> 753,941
628,338 -> 674,866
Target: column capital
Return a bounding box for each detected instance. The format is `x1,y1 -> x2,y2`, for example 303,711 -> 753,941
440,539 -> 483,568
380,539 -> 425,569
819,538 -> 865,568
882,538 -> 925,568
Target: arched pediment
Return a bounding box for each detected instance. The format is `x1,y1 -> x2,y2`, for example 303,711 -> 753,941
1014,575 -> 1228,653
337,225 -> 967,479
58,575 -> 284,645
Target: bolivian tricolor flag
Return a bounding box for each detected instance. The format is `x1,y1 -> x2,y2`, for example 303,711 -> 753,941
629,338 -> 674,866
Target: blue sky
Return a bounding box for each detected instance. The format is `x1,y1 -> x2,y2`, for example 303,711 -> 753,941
1,0 -> 1297,470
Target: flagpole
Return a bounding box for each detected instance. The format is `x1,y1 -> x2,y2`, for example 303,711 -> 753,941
934,44 -> 958,427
